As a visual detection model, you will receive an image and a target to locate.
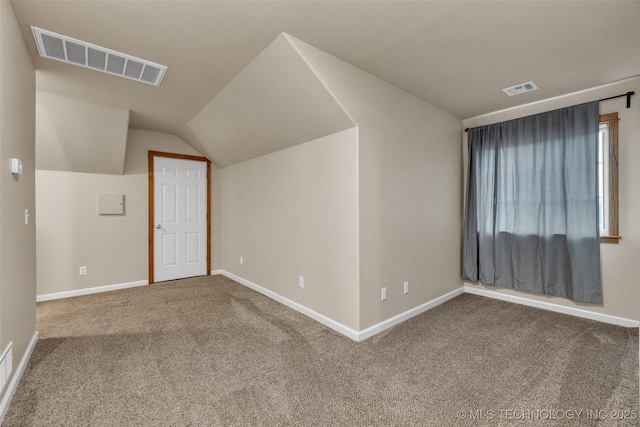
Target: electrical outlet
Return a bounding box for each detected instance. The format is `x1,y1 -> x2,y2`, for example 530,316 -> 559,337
298,276 -> 304,288
240,256 -> 244,265
79,266 -> 87,276
381,287 -> 387,301
404,281 -> 409,294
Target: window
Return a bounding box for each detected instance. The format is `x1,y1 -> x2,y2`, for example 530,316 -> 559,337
462,102 -> 603,302
598,113 -> 619,243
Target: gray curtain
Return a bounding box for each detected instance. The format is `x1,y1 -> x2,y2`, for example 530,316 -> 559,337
462,101 -> 602,303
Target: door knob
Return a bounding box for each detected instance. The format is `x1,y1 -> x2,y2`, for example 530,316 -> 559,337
155,224 -> 161,229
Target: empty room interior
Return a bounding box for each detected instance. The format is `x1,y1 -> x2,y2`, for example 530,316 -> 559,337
0,1 -> 639,425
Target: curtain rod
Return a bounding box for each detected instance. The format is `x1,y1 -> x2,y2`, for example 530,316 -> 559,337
464,91 -> 635,132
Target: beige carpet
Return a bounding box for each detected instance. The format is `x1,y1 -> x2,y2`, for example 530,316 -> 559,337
4,275 -> 638,426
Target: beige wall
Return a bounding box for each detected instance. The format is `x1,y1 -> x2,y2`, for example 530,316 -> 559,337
36,91 -> 130,175
0,0 -> 36,387
462,77 -> 640,321
220,128 -> 360,329
187,34 -> 355,168
36,129 -> 215,296
290,37 -> 463,330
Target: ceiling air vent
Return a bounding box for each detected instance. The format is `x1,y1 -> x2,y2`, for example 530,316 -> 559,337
31,26 -> 167,86
502,81 -> 538,97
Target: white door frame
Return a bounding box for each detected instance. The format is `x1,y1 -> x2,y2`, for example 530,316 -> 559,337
148,150 -> 211,284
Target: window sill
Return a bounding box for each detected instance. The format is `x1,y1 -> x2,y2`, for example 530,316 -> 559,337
600,236 -> 621,244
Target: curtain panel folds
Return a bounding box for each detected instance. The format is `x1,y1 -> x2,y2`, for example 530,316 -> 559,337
462,101 -> 602,303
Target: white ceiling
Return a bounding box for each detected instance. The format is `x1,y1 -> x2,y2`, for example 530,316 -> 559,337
11,0 -> 640,163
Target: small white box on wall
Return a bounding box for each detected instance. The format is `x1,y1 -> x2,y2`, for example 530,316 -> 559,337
97,193 -> 124,215
10,158 -> 22,175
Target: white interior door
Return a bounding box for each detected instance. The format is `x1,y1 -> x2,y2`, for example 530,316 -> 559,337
154,156 -> 207,282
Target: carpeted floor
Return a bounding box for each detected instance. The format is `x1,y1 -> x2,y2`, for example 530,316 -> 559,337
4,275 -> 639,426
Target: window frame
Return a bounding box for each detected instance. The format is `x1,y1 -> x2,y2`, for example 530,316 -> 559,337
599,112 -> 620,244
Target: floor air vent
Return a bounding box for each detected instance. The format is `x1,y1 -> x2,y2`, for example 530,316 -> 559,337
502,81 -> 538,96
31,26 -> 167,86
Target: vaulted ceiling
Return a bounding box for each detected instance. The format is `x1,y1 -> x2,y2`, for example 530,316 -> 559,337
11,0 -> 640,166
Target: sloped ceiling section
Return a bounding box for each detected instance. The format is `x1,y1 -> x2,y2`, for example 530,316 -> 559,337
36,91 -> 130,174
187,33 -> 355,168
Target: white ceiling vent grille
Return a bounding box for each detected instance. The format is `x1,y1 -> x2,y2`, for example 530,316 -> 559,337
503,81 -> 538,97
31,26 -> 167,86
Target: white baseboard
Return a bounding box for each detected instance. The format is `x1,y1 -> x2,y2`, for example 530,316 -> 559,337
216,271 -> 639,340
36,280 -> 148,302
37,273 -> 637,341
357,287 -> 465,341
464,285 -> 640,328
36,271 -> 228,303
0,331 -> 38,424
217,270 -> 465,342
219,271 -> 362,340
